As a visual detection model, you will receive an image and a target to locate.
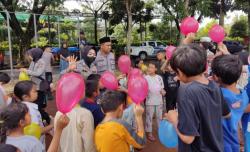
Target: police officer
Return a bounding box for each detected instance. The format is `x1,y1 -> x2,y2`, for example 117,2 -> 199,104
94,37 -> 115,75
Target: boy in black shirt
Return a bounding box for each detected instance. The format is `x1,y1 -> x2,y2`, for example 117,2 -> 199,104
165,43 -> 231,152
162,61 -> 180,111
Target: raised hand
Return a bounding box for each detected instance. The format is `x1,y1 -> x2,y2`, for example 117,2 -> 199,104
67,56 -> 77,71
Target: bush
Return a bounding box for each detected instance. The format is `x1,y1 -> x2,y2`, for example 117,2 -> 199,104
30,37 -> 48,48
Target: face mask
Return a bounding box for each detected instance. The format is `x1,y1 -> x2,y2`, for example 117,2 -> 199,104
85,57 -> 96,66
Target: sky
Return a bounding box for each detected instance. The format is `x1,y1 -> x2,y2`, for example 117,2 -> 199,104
63,0 -> 247,28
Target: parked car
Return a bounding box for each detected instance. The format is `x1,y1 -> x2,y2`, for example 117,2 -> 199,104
128,41 -> 167,60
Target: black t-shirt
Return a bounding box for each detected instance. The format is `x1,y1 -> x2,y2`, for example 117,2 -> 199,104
163,72 -> 180,110
177,81 -> 230,152
163,72 -> 180,93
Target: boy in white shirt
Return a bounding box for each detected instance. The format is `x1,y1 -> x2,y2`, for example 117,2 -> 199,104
144,62 -> 165,141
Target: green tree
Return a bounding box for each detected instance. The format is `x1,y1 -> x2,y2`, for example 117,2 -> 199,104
109,0 -> 145,55
159,0 -> 213,42
230,18 -> 248,38
0,0 -> 65,59
233,0 -> 250,51
197,20 -> 218,38
81,0 -> 109,44
149,21 -> 179,44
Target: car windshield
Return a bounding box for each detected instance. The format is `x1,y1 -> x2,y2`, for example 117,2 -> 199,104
148,42 -> 156,47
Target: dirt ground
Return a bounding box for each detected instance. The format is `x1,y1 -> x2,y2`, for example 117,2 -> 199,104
45,99 -> 177,152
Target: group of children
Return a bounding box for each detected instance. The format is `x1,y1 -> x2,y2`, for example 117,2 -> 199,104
0,32 -> 250,152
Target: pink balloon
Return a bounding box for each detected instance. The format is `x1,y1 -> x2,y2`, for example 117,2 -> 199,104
100,71 -> 118,90
118,55 -> 131,74
165,45 -> 176,60
180,17 -> 199,35
56,73 -> 85,114
128,68 -> 142,80
209,24 -> 225,43
128,76 -> 148,104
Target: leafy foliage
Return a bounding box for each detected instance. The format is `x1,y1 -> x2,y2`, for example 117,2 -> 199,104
230,18 -> 248,38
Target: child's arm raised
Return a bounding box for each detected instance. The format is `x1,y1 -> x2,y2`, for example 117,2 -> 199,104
47,115 -> 69,152
134,105 -> 145,136
120,105 -> 146,150
182,33 -> 196,45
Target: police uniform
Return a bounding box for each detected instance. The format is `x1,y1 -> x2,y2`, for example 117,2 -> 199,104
94,37 -> 115,75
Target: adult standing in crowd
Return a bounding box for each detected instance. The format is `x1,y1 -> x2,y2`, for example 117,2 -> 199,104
20,48 -> 50,124
42,46 -> 54,100
80,31 -> 89,46
62,46 -> 97,79
94,37 -> 115,75
59,42 -> 70,72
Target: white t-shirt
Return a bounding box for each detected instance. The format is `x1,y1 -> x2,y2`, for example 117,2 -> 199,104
54,107 -> 96,152
6,135 -> 44,152
145,75 -> 164,105
23,102 -> 45,147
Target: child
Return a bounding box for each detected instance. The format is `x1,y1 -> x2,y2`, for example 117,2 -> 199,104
165,44 -> 231,152
54,104 -> 96,152
87,74 -> 105,104
212,55 -> 249,152
135,59 -> 147,74
242,57 -> 250,152
0,102 -> 44,152
20,48 -> 50,125
80,80 -> 104,128
156,50 -> 166,76
95,90 -> 146,152
13,81 -> 53,147
0,72 -> 11,107
162,61 -> 180,112
144,62 -> 165,141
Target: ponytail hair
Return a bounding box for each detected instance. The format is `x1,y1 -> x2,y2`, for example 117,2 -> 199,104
13,81 -> 35,101
0,103 -> 29,143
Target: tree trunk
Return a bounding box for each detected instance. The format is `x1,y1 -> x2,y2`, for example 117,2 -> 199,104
140,19 -> 142,42
126,0 -> 132,56
94,11 -> 98,45
145,22 -> 147,40
184,0 -> 189,17
105,19 -> 108,37
48,15 -> 51,45
219,0 -> 225,26
0,1 -> 47,62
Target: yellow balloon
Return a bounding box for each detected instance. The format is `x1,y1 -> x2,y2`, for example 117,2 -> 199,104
19,72 -> 30,81
141,65 -> 147,72
24,123 -> 41,139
